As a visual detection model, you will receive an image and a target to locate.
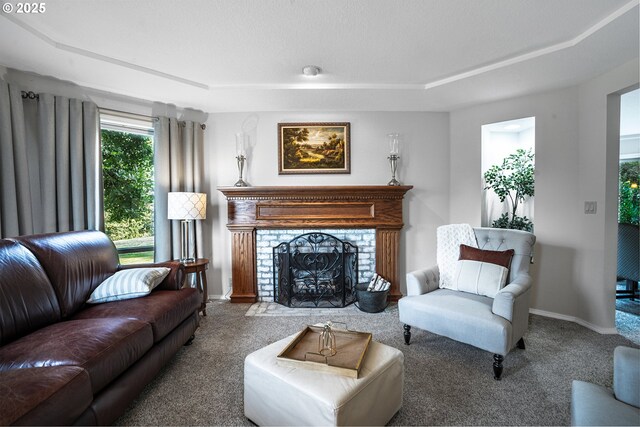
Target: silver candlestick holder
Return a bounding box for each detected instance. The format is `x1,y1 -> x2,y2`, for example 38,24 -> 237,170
387,153 -> 400,186
234,154 -> 248,187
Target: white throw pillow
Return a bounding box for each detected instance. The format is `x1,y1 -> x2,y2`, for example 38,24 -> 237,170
87,267 -> 170,304
451,260 -> 509,298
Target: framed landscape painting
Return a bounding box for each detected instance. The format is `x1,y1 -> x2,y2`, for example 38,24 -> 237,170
278,122 -> 350,174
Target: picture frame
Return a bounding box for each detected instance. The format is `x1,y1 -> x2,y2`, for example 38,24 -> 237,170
278,122 -> 351,175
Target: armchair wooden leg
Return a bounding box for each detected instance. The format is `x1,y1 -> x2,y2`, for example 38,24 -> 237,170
184,335 -> 195,346
516,337 -> 525,349
403,324 -> 411,345
493,354 -> 504,380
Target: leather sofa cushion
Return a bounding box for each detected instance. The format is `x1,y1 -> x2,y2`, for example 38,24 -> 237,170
0,366 -> 92,426
0,240 -> 61,345
15,230 -> 119,318
0,318 -> 153,394
73,288 -> 201,343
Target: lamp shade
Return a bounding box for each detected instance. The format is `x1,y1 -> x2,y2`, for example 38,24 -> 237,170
167,192 -> 207,220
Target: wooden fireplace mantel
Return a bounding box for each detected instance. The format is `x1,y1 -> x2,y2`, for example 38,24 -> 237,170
218,185 -> 413,303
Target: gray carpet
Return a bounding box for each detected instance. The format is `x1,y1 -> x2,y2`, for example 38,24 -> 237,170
115,301 -> 637,426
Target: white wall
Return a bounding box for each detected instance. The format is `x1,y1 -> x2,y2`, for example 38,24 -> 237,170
204,112 -> 450,298
451,87 -> 582,324
450,59 -> 639,331
576,60 -> 639,331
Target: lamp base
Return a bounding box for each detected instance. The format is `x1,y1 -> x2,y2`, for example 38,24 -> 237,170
234,179 -> 249,187
180,219 -> 194,262
388,179 -> 400,186
179,257 -> 196,263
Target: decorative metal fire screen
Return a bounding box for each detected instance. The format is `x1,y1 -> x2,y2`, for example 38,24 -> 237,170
273,232 -> 358,308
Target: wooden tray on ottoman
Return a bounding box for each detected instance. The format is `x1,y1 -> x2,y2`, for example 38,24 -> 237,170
276,325 -> 372,378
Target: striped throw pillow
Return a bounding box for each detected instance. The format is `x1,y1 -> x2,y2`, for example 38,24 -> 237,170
87,267 -> 170,304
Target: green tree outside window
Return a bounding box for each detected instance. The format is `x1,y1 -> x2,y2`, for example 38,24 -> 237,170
619,161 -> 639,225
101,130 -> 154,241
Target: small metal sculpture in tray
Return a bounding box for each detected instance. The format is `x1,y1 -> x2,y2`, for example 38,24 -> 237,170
276,323 -> 372,378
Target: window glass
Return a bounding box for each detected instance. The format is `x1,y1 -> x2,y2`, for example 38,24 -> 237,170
100,111 -> 155,264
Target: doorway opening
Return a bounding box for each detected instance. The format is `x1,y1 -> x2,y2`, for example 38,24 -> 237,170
615,88 -> 639,341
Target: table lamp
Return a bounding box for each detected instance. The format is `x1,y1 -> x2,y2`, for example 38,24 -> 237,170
167,192 -> 207,262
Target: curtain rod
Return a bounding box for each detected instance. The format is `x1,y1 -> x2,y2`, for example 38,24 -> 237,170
99,107 -> 206,130
99,107 -> 157,121
21,91 -> 39,100
19,98 -> 205,129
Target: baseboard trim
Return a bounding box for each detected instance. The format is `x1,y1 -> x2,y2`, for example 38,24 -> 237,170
529,308 -> 619,335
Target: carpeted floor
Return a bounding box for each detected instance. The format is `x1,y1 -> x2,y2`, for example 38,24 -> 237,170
115,301 -> 637,426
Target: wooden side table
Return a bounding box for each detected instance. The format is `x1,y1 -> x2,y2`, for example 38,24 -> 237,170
181,258 -> 209,316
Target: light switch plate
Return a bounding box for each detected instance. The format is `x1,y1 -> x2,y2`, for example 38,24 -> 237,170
584,201 -> 597,214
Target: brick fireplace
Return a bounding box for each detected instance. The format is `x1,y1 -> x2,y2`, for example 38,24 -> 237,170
256,228 -> 376,301
218,185 -> 412,303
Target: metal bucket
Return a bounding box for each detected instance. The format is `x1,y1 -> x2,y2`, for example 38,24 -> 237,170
355,282 -> 389,313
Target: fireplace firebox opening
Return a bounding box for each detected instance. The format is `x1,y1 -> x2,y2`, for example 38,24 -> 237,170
273,232 -> 358,308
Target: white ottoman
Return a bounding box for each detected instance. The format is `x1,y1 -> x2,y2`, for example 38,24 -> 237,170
244,334 -> 404,426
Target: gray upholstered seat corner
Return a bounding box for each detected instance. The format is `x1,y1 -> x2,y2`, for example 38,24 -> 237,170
571,346 -> 640,426
399,226 -> 536,380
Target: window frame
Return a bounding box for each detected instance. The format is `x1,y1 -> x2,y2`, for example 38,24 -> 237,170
99,109 -> 156,262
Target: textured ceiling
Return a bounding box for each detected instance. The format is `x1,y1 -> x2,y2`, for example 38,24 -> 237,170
0,0 -> 637,112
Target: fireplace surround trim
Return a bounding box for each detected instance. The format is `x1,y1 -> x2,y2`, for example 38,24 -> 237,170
219,185 -> 412,303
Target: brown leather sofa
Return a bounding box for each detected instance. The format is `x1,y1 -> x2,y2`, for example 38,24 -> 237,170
0,230 -> 201,425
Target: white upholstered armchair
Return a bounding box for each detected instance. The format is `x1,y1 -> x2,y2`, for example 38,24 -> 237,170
399,225 -> 536,380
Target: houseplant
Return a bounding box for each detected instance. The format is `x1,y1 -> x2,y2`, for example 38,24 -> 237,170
619,161 -> 639,225
483,148 -> 535,232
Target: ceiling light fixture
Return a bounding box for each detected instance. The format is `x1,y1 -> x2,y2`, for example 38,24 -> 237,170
302,65 -> 321,77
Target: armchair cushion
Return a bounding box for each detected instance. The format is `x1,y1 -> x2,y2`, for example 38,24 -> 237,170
398,289 -> 511,355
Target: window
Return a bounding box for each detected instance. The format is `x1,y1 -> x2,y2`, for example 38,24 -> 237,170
100,110 -> 155,264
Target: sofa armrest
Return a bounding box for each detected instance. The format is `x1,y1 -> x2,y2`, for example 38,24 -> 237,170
118,261 -> 185,290
406,266 -> 439,296
614,346 -> 640,408
492,273 -> 532,322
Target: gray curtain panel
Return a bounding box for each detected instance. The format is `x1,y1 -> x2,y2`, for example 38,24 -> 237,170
154,116 -> 205,262
0,80 -> 102,238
